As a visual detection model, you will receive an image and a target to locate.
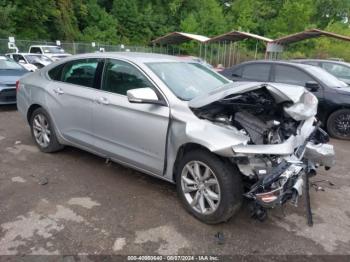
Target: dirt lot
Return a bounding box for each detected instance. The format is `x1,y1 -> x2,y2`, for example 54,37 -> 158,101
1,105 -> 350,258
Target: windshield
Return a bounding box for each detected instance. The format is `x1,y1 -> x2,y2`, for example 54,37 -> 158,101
25,54 -> 52,63
304,66 -> 348,88
323,62 -> 350,80
0,57 -> 24,70
42,46 -> 65,54
147,62 -> 229,100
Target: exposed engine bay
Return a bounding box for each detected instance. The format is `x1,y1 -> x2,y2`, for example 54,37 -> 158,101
192,87 -> 299,145
190,85 -> 335,223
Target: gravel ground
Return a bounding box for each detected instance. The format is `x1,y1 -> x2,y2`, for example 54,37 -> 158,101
0,105 -> 349,259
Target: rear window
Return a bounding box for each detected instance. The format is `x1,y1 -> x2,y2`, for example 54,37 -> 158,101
30,47 -> 42,54
0,57 -> 24,70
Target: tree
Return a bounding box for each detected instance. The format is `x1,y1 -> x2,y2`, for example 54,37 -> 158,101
314,0 -> 350,28
8,0 -> 57,39
0,0 -> 16,38
269,0 -> 315,37
111,0 -> 140,44
75,0 -> 118,43
180,13 -> 199,33
52,0 -> 80,41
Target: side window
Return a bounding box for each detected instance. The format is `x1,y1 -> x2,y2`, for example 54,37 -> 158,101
18,55 -> 25,62
61,59 -> 99,88
12,54 -> 20,62
30,47 -> 42,54
102,59 -> 153,95
274,65 -> 314,86
48,64 -> 65,81
322,63 -> 350,79
241,64 -> 271,81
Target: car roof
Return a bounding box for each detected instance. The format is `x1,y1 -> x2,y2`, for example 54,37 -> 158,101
30,45 -> 59,47
293,59 -> 350,66
6,53 -> 43,55
234,60 -> 315,70
62,52 -> 185,64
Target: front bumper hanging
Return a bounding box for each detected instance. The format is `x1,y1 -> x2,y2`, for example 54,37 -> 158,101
244,125 -> 335,224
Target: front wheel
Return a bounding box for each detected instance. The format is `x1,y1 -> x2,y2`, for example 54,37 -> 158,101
327,109 -> 350,140
176,149 -> 242,224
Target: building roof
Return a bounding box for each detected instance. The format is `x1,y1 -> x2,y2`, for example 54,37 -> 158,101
272,28 -> 350,45
206,30 -> 273,43
151,32 -> 210,45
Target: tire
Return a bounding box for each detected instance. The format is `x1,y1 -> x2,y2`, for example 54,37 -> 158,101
30,107 -> 64,153
176,149 -> 242,224
327,109 -> 350,140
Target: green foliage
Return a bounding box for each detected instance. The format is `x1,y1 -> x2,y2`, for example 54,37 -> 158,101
1,0 -> 350,60
0,0 -> 16,38
77,0 -> 118,43
270,0 -> 316,37
313,22 -> 350,61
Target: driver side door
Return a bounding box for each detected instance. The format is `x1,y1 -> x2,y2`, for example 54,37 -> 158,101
92,59 -> 170,175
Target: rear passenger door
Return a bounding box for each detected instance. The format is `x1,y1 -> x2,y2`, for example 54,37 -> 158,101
239,63 -> 272,82
92,58 -> 170,175
46,58 -> 104,147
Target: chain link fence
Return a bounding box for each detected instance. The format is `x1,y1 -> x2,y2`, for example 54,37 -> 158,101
1,38 -> 262,67
0,39 -> 178,56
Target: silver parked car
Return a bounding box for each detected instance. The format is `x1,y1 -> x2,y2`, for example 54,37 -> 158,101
0,56 -> 28,105
292,59 -> 350,85
17,53 -> 335,224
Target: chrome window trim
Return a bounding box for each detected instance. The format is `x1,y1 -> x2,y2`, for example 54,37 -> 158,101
45,55 -> 170,107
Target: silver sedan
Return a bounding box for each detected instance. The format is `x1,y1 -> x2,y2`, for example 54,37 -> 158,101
17,52 -> 335,224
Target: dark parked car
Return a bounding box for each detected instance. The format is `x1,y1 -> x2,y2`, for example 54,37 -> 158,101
221,60 -> 350,140
292,59 -> 350,85
0,56 -> 28,105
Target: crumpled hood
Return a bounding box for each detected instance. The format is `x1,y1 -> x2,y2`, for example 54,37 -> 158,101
189,81 -> 318,121
189,82 -> 307,108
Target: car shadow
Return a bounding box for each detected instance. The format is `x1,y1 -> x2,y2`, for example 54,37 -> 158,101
61,145 -> 174,190
0,104 -> 17,112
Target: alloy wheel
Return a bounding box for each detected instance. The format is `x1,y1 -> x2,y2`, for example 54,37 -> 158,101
181,160 -> 221,215
33,114 -> 51,148
334,113 -> 350,137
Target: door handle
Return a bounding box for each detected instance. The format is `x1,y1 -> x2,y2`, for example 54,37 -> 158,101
97,97 -> 109,105
53,87 -> 64,95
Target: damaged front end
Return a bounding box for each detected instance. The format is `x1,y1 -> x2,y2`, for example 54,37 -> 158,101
189,82 -> 335,221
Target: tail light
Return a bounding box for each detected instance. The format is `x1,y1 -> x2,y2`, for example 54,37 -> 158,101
16,80 -> 20,93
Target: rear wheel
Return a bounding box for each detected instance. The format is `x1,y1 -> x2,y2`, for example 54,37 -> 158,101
30,108 -> 64,152
176,149 -> 242,224
327,109 -> 350,140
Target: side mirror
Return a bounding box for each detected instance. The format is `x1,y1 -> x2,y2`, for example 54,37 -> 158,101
19,59 -> 26,64
305,81 -> 320,92
127,88 -> 165,105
